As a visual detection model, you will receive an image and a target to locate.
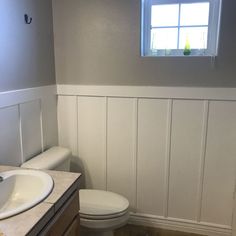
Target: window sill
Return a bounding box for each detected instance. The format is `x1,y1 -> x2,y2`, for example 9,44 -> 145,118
141,54 -> 217,58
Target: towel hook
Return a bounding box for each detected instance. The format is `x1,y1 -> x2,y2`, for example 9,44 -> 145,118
24,14 -> 32,24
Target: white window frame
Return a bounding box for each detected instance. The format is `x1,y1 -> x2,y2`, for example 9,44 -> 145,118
141,0 -> 222,57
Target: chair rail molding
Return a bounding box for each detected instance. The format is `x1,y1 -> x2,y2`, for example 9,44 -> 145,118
57,84 -> 236,101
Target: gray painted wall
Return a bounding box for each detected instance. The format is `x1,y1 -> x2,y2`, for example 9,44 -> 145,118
53,0 -> 236,87
0,0 -> 56,92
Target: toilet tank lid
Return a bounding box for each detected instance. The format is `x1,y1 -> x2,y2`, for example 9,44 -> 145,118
21,146 -> 71,170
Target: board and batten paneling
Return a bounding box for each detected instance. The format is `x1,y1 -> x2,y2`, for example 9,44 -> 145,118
137,99 -> 170,216
57,96 -> 77,156
20,100 -> 42,162
42,95 -> 58,149
168,100 -> 205,220
57,86 -> 236,235
77,96 -> 106,190
201,101 -> 236,226
0,85 -> 58,166
107,98 -> 137,210
0,106 -> 22,166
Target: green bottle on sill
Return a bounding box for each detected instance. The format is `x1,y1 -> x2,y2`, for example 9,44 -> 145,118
183,36 -> 191,56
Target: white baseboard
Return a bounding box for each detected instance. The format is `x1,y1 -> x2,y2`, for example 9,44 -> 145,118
129,213 -> 232,236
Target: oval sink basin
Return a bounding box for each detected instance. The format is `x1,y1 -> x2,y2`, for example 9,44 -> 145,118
0,169 -> 53,220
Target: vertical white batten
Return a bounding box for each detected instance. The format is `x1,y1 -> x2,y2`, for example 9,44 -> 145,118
76,96 -> 79,157
133,98 -> 139,211
105,96 -> 108,191
39,99 -> 44,152
164,99 -> 173,218
18,104 -> 24,165
197,100 -> 209,222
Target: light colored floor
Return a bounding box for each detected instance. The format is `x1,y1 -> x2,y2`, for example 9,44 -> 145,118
114,224 -> 205,236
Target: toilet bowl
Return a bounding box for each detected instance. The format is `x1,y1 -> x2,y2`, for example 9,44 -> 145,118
80,189 -> 129,236
21,146 -> 130,236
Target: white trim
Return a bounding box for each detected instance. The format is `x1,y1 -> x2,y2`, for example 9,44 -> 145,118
105,97 -> 108,191
129,213 -> 232,236
196,100 -> 209,222
76,96 -> 79,158
153,0 -> 211,4
0,85 -> 57,109
142,0 -> 221,56
39,100 -> 45,153
164,99 -> 173,217
57,85 -> 236,101
132,98 -> 139,210
18,104 -> 24,165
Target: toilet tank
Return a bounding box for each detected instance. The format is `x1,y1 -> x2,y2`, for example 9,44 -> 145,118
21,146 -> 71,171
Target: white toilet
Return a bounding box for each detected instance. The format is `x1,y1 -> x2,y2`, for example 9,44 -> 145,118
21,146 -> 129,236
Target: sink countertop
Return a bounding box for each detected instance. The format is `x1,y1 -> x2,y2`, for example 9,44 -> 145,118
0,166 -> 81,236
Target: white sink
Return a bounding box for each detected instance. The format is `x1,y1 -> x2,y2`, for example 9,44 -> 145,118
0,169 -> 53,220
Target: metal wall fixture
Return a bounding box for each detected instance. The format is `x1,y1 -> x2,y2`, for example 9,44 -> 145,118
24,14 -> 32,24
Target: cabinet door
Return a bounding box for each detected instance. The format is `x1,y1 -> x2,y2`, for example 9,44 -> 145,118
43,191 -> 79,236
64,216 -> 80,236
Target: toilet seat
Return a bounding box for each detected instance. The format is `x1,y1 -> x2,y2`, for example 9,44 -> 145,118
79,189 -> 129,220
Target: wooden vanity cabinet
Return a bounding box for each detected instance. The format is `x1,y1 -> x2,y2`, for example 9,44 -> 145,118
64,215 -> 80,236
41,191 -> 80,236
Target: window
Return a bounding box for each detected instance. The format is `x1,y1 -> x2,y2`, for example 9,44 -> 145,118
141,0 -> 222,56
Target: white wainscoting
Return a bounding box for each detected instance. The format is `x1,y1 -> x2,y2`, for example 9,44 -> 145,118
57,85 -> 236,236
0,85 -> 58,166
